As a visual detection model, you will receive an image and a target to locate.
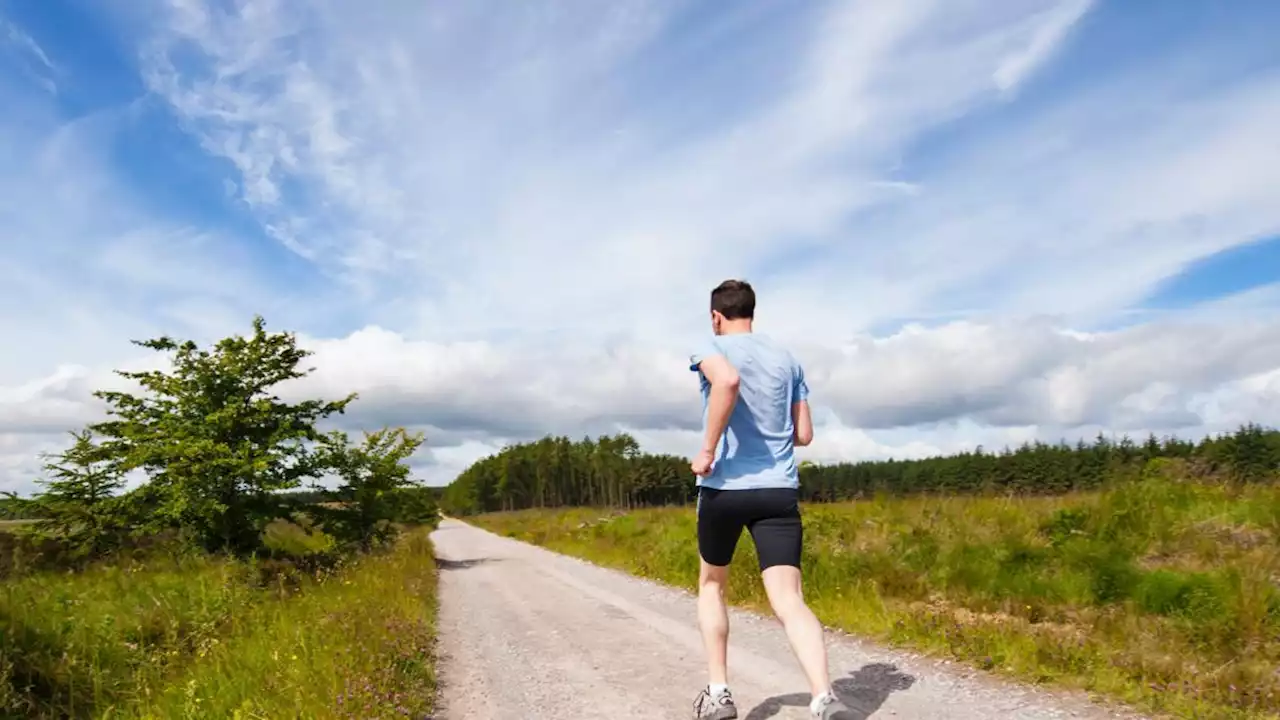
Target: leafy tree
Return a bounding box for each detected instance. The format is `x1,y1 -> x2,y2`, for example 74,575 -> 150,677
3,425 -> 131,556
89,316 -> 355,554
313,428 -> 427,550
2,429 -> 127,557
388,486 -> 442,526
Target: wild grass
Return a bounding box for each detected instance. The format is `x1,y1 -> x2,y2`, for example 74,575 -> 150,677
472,463 -> 1280,720
0,524 -> 438,719
0,551 -> 260,718
118,529 -> 438,720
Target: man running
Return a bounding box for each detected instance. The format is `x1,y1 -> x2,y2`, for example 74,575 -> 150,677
688,279 -> 851,720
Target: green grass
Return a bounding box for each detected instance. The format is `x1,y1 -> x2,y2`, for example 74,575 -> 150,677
0,525 -> 439,719
0,550 -> 261,717
118,530 -> 438,720
471,469 -> 1280,720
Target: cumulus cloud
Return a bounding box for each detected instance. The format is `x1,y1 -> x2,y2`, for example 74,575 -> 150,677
0,365 -> 106,435
5,313 -> 1280,494
806,316 -> 1280,430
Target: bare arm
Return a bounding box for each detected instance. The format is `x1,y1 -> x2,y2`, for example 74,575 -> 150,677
791,357 -> 812,447
792,399 -> 813,446
698,354 -> 740,454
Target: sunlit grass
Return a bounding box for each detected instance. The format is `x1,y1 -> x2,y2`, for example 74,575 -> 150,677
473,467 -> 1280,720
118,530 -> 438,720
0,525 -> 438,719
1,551 -> 260,718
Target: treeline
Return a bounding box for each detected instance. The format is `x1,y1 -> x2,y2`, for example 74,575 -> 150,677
442,423 -> 1280,515
801,423 -> 1279,500
441,434 -> 695,515
3,317 -> 437,565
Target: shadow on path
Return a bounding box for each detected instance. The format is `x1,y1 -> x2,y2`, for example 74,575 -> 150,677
745,663 -> 915,720
435,556 -> 502,571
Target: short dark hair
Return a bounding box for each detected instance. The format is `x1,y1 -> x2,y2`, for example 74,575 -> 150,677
710,279 -> 755,320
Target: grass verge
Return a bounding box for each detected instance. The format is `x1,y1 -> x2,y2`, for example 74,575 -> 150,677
117,528 -> 438,720
1,527 -> 439,719
1,551 -> 261,718
471,468 -> 1280,720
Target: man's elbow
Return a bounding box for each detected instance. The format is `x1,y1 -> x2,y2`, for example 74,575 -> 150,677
713,372 -> 741,392
795,429 -> 813,447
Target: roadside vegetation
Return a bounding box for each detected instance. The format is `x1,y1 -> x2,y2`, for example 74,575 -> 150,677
1,318 -> 441,719
463,431 -> 1280,720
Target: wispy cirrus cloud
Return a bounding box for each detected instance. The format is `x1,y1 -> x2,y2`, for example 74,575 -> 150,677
993,0 -> 1094,94
135,0 -> 1115,339
1,14 -> 57,93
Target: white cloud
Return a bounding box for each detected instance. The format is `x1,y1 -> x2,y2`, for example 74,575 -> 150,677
1190,367 -> 1280,430
0,365 -> 105,434
992,0 -> 1093,94
132,0 -> 1126,341
805,316 -> 1280,431
3,1 -> 1280,495
5,315 -> 1279,494
0,433 -> 67,496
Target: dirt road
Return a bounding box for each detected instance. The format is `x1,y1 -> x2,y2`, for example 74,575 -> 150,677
431,519 -> 1142,719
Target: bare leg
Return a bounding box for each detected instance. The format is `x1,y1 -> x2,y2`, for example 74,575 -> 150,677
761,565 -> 831,697
698,559 -> 731,686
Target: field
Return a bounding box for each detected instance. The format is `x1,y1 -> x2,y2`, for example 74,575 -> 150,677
472,467 -> 1280,720
0,522 -> 439,719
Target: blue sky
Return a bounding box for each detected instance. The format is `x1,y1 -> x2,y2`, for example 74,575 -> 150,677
1145,234 -> 1280,309
2,0 -> 1279,492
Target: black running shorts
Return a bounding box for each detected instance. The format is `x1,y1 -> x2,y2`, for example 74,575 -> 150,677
696,486 -> 802,570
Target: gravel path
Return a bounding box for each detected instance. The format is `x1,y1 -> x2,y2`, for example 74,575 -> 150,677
431,518 -> 1146,720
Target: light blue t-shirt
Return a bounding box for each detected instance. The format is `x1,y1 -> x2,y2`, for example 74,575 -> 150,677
689,332 -> 809,490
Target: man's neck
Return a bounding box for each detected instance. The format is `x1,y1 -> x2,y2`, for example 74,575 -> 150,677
717,319 -> 753,335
